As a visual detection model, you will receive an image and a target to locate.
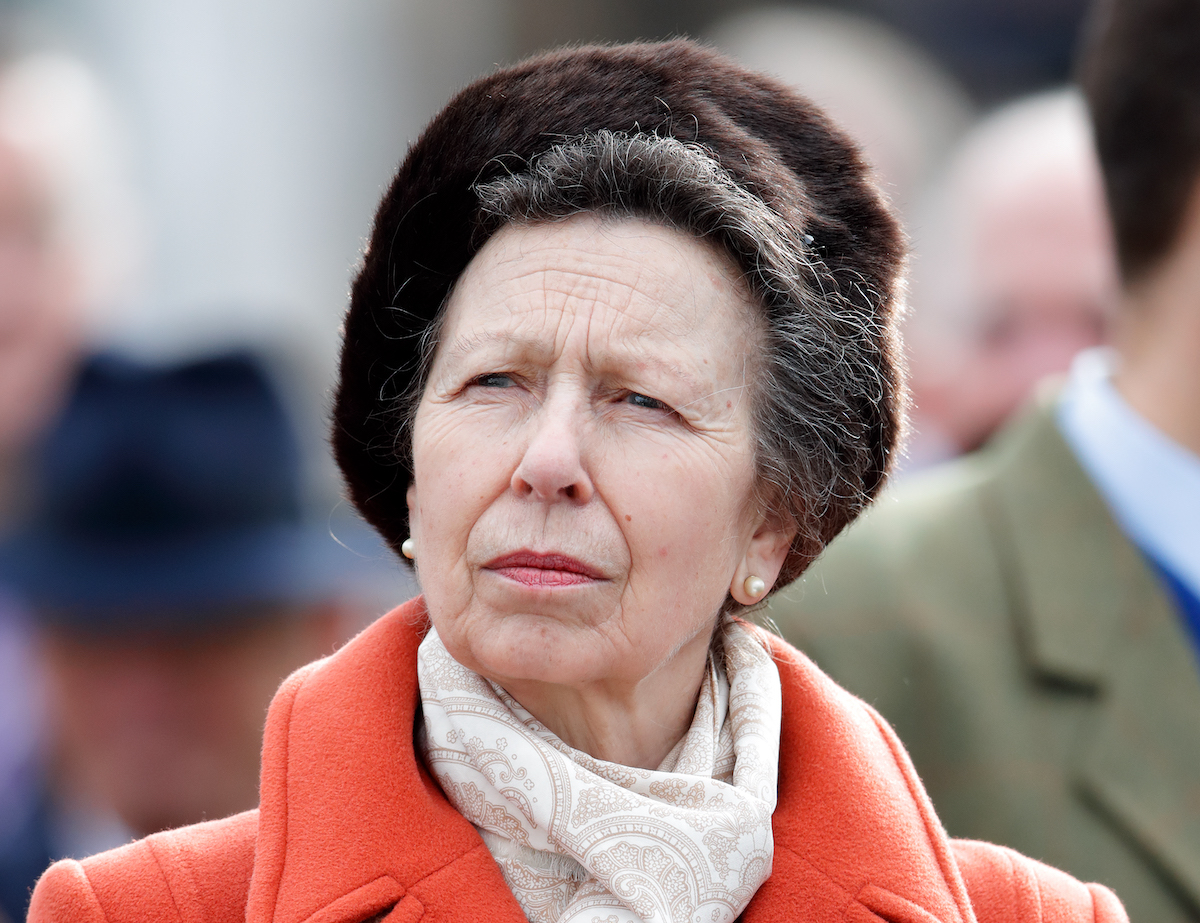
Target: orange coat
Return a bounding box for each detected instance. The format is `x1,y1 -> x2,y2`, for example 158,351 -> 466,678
28,598 -> 1126,923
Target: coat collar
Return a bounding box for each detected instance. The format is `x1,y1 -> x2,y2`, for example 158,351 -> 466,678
981,396 -> 1200,911
245,598 -> 977,923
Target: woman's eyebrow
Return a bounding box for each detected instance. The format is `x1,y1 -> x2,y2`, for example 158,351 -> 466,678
440,330 -> 542,365
605,349 -> 708,396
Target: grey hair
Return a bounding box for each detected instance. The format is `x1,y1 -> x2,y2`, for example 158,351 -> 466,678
407,130 -> 896,590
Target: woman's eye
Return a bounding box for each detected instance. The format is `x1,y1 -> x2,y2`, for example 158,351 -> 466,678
626,392 -> 670,411
471,373 -> 514,389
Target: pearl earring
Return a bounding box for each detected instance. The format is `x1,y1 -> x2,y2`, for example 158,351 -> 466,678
743,575 -> 767,599
401,538 -> 416,559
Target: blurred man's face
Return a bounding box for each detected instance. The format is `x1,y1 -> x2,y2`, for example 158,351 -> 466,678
40,605 -> 339,836
918,169 -> 1117,453
0,139 -> 79,459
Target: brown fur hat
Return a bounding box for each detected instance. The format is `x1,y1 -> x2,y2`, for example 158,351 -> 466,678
332,39 -> 904,578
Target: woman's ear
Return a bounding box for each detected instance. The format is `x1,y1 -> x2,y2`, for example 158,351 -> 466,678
729,514 -> 797,606
406,482 -> 420,539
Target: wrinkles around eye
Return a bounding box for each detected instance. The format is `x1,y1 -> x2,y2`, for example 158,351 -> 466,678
465,374 -> 672,415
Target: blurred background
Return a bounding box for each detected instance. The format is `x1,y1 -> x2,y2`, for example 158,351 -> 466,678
0,0 -> 1112,919
0,0 -> 1108,477
0,0 -> 1097,370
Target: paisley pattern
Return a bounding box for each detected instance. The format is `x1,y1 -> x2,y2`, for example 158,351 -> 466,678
417,620 -> 781,923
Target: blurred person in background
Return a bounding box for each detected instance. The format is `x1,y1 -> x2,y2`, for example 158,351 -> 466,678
0,352 -> 355,923
706,5 -> 974,220
710,12 -> 1115,469
904,89 -> 1118,465
0,53 -> 141,923
770,0 -> 1200,918
0,52 -> 141,484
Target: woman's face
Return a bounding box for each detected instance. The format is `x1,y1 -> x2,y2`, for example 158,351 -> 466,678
408,214 -> 792,695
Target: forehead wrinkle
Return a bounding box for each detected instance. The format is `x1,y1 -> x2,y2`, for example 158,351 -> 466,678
550,268 -> 715,399
516,234 -> 702,323
512,259 -> 702,382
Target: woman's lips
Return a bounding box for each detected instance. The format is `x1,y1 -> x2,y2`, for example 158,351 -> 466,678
483,551 -> 605,588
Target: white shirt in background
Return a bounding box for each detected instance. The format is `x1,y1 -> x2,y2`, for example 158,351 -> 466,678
1057,347 -> 1200,601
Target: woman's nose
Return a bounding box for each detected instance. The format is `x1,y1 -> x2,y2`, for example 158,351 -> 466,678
510,401 -> 594,504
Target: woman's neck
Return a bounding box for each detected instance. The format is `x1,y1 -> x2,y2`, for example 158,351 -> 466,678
1114,178 -> 1200,456
495,627 -> 714,769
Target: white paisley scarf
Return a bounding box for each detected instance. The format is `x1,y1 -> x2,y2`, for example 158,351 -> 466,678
416,619 -> 782,923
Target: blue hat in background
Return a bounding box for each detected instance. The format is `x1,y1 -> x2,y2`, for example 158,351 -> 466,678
0,351 -> 358,626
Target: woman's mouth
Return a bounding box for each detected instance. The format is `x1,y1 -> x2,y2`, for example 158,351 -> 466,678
483,551 -> 605,588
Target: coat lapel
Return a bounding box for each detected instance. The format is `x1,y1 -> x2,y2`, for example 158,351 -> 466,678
1074,584 -> 1200,909
246,597 -> 527,923
983,400 -> 1200,910
753,636 -> 978,923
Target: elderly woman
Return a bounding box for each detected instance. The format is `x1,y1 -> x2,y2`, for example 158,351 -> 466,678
30,41 -> 1125,923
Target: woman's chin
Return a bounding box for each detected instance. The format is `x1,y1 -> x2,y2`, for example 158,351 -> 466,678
439,606 -> 620,689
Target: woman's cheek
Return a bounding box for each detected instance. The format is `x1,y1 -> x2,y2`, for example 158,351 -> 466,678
668,455 -> 750,567
420,425 -> 515,550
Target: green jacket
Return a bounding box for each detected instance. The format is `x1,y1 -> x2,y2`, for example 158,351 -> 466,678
770,398 -> 1200,922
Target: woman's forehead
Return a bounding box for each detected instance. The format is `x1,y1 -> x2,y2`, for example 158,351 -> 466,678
441,215 -> 758,349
